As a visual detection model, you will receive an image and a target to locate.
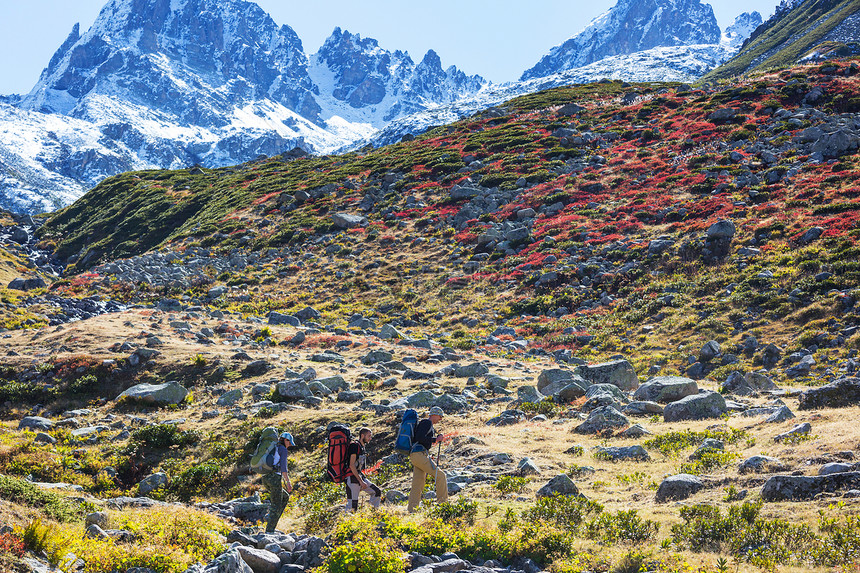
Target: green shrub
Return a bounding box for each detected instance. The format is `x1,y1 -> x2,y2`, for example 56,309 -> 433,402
0,475 -> 84,522
166,461 -> 225,501
679,451 -> 740,475
644,428 -> 748,457
585,510 -> 659,544
521,493 -> 603,530
520,399 -> 562,417
494,476 -> 529,495
67,374 -> 99,394
131,424 -> 201,450
296,481 -> 343,534
326,538 -> 405,573
426,497 -> 478,525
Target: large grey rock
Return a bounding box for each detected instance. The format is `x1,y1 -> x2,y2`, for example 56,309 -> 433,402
86,512 -> 109,529
595,445 -> 650,461
537,368 -> 580,392
361,350 -> 393,365
452,362 -> 489,378
517,386 -> 544,403
337,391 -> 365,403
208,549 -> 254,573
739,455 -> 786,474
553,382 -> 587,403
379,324 -> 405,339
19,416 -> 54,431
294,307 -> 320,322
536,474 -> 579,498
689,438 -> 723,460
634,376 -> 698,404
774,422 -> 811,442
623,401 -> 664,416
406,390 -> 438,408
574,406 -> 629,434
277,380 -> 312,401
799,377 -> 860,409
332,213 -> 368,229
585,383 -> 626,403
267,312 -> 299,326
317,376 -> 348,392
308,382 -> 332,396
8,277 -> 46,291
761,472 -> 860,501
663,391 -> 726,422
579,359 -> 638,390
764,406 -> 795,423
235,546 -> 280,573
217,389 -> 243,406
722,370 -> 778,396
435,393 -> 469,413
699,340 -> 721,363
655,474 -> 703,502
707,219 -> 735,239
137,472 -> 168,496
117,382 -> 188,406
820,463 -> 853,476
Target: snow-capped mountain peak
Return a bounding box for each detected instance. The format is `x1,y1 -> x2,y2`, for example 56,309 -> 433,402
521,0 -> 722,81
722,11 -> 764,48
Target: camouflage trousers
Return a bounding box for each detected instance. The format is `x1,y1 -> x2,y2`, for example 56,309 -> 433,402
262,472 -> 290,533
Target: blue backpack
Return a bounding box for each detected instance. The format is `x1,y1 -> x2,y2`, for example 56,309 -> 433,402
394,409 -> 418,455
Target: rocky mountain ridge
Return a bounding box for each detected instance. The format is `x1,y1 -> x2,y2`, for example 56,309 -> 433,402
1,0 -> 762,214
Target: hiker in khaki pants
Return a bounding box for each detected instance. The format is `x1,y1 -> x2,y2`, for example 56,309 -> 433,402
407,406 -> 448,512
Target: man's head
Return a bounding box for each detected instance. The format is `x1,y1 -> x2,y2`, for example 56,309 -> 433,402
428,406 -> 444,424
358,427 -> 372,444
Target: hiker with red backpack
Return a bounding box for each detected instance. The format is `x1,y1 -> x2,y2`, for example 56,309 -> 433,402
345,427 -> 381,511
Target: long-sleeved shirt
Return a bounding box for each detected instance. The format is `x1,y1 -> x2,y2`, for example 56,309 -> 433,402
412,419 -> 436,452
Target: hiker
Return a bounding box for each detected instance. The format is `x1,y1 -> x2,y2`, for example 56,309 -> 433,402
345,427 -> 382,511
263,431 -> 294,533
407,406 -> 448,512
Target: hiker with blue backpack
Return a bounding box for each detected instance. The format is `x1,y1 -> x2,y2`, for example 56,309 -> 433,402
401,406 -> 448,512
251,428 -> 295,533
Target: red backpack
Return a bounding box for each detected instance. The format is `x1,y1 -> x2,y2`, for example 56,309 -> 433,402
326,425 -> 352,483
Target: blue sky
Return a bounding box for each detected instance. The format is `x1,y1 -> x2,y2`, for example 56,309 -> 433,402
0,0 -> 781,95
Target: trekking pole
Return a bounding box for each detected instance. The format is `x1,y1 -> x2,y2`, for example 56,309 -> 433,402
435,438 -> 442,492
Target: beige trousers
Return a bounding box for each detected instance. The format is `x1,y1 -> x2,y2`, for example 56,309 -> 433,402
408,450 -> 448,512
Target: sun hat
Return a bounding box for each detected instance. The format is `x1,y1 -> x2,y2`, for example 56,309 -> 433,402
280,432 -> 296,446
428,406 -> 445,417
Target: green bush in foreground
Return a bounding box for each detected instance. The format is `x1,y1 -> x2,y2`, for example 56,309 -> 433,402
0,475 -> 85,522
326,538 -> 405,573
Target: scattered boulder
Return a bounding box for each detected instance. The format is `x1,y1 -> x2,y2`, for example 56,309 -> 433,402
739,455 -> 786,474
235,546 -> 281,573
217,389 -> 243,406
574,406 -> 629,434
267,312 -> 299,326
699,340 -> 721,363
452,363 -> 489,378
775,422 -> 811,442
761,472 -> 860,501
820,463 -> 853,476
633,376 -> 698,404
722,371 -> 778,396
116,382 -> 188,406
595,445 -> 650,461
331,213 -> 367,229
655,474 -> 703,502
536,474 -> 580,498
579,359 -> 639,390
277,380 -> 313,401
799,378 -> 860,409
18,416 -> 54,432
764,406 -> 795,423
663,391 -> 727,422
8,277 -> 46,291
623,401 -> 664,416
137,472 -> 168,496
537,369 -> 579,392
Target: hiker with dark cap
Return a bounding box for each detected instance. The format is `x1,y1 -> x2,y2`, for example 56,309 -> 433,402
263,431 -> 294,532
345,427 -> 382,511
407,406 -> 448,512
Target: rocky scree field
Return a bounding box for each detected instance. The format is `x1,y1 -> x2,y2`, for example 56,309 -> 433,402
2,60 -> 860,572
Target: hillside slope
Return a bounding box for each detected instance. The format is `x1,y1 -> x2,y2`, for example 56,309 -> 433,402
703,0 -> 860,81
3,61 -> 860,573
